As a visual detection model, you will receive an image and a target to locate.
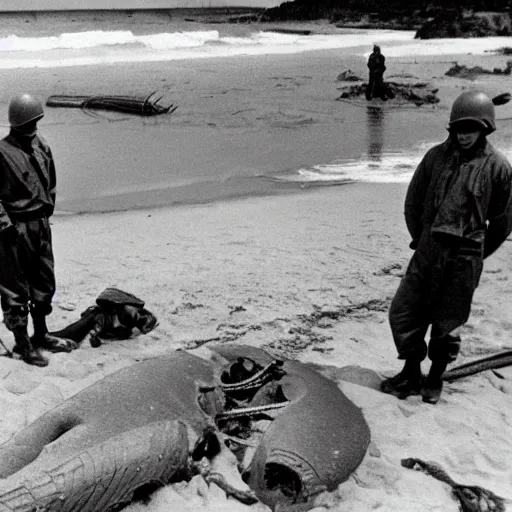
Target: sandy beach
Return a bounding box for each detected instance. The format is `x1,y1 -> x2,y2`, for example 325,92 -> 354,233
0,23 -> 511,511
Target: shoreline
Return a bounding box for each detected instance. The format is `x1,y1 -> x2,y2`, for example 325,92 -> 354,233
8,44 -> 510,215
1,28 -> 512,215
54,175 -> 354,215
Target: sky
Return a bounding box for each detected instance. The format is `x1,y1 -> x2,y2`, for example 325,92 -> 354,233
0,0 -> 282,10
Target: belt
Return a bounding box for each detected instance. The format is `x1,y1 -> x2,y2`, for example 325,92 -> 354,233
9,207 -> 49,222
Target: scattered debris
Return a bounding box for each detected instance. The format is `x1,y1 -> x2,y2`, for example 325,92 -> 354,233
443,350 -> 512,382
337,81 -> 439,106
263,27 -> 312,35
180,297 -> 392,355
171,302 -> 205,314
492,47 -> 512,56
182,323 -> 262,350
387,73 -> 419,79
336,69 -> 363,82
402,458 -> 507,512
229,305 -> 247,315
373,262 -> 403,277
46,92 -> 177,116
492,92 -> 512,105
445,60 -> 512,80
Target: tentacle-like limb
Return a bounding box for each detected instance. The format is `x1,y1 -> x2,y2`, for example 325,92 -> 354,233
0,420 -> 189,512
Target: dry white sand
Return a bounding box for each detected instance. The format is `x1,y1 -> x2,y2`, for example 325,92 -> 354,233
0,40 -> 511,511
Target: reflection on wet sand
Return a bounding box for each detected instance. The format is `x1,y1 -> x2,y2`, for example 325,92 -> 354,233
366,106 -> 384,162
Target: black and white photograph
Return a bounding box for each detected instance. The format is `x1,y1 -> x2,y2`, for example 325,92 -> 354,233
0,0 -> 510,511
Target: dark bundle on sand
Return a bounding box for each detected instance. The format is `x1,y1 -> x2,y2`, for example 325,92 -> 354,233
445,61 -> 512,80
336,69 -> 363,82
336,81 -> 439,106
46,92 -> 177,116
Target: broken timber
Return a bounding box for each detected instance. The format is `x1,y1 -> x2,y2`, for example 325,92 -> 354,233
46,91 -> 177,116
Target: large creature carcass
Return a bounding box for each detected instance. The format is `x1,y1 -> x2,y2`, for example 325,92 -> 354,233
0,344 -> 371,511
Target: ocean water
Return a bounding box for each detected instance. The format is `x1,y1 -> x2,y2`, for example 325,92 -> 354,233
2,24 -> 512,69
0,28 -> 416,69
2,11 -> 512,211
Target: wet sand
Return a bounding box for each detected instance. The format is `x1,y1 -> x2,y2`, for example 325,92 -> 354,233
0,42 -> 473,212
0,35 -> 510,212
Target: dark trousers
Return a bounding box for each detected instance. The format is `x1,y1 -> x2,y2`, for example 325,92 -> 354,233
366,72 -> 385,100
0,217 -> 55,330
389,231 -> 483,363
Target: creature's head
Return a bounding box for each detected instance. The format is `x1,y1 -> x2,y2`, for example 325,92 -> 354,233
243,448 -> 328,511
209,345 -> 371,512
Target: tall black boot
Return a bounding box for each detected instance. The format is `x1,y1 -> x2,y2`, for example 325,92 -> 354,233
381,358 -> 423,399
422,360 -> 448,404
13,326 -> 48,367
31,310 -> 76,353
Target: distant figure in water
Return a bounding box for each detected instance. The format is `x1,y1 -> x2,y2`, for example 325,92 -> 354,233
366,45 -> 386,101
0,94 -> 75,366
381,90 -> 512,404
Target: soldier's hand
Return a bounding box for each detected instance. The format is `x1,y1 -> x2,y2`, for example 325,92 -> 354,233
0,225 -> 20,245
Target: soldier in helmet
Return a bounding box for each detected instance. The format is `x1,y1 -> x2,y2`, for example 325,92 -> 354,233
0,94 -> 74,366
381,90 -> 512,404
366,44 -> 386,101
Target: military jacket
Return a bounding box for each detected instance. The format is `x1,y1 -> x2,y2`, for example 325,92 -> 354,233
405,137 -> 512,258
367,53 -> 386,73
0,132 -> 56,233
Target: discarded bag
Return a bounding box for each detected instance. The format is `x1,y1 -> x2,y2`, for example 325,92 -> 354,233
51,287 -> 158,347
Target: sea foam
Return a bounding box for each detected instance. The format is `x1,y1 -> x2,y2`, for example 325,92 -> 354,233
0,29 -> 412,69
0,28 -> 510,69
274,143 -> 512,184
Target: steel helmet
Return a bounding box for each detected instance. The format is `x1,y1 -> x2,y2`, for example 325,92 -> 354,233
8,94 -> 44,128
448,90 -> 496,134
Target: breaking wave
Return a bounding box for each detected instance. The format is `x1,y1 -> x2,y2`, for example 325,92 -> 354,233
0,27 -> 510,69
274,142 -> 512,185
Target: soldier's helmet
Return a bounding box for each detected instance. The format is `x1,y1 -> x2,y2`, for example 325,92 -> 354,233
449,90 -> 496,134
8,94 -> 44,128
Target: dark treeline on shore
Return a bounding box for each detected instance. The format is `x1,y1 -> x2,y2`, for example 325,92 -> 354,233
258,0 -> 512,38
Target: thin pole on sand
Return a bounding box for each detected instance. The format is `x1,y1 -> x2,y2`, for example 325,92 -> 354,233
0,338 -> 12,358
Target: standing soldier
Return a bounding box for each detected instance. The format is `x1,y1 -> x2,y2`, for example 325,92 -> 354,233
0,94 -> 74,366
381,90 -> 512,404
366,44 -> 386,101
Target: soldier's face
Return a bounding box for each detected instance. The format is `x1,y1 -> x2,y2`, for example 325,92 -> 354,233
456,130 -> 482,150
453,121 -> 484,150
14,120 -> 38,138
